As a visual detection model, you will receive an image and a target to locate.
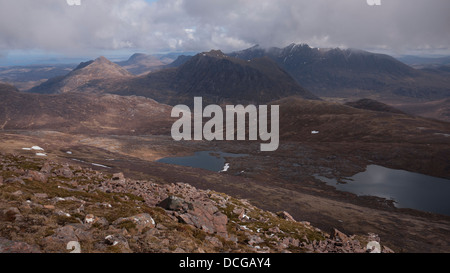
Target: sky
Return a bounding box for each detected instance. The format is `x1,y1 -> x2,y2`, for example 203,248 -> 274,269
0,0 -> 449,65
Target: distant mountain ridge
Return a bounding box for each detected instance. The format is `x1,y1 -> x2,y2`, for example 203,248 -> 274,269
115,53 -> 169,75
41,50 -> 319,105
229,44 -> 450,100
29,56 -> 132,94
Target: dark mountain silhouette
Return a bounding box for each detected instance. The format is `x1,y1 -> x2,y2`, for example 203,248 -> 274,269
73,50 -> 319,105
345,98 -> 405,114
165,55 -> 193,68
229,44 -> 450,100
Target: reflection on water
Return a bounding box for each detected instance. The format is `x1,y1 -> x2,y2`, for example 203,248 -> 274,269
157,151 -> 247,172
315,165 -> 450,216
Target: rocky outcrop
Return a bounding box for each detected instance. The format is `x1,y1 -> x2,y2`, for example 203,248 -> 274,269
0,153 -> 394,253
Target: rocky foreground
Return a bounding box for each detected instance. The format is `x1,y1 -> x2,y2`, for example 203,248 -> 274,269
0,153 -> 393,253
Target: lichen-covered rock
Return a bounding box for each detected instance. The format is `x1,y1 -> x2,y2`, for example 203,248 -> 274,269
158,196 -> 192,212
24,170 -> 48,183
277,211 -> 296,222
113,213 -> 156,233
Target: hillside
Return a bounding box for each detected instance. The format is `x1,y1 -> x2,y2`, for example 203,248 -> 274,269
0,87 -> 173,135
0,152 -> 392,253
345,98 -> 405,114
390,98 -> 450,123
28,57 -> 132,94
273,96 -> 450,144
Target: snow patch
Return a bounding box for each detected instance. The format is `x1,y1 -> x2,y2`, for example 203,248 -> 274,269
35,153 -> 47,157
91,163 -> 111,169
311,131 -> 320,134
32,146 -> 44,151
220,163 -> 230,172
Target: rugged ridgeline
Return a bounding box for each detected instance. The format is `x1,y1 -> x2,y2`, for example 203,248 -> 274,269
115,53 -> 169,75
229,44 -> 450,100
28,56 -> 132,94
0,85 -> 173,134
0,153 -> 392,253
28,51 -> 318,105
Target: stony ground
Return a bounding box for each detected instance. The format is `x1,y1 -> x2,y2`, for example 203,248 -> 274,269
0,152 -> 391,253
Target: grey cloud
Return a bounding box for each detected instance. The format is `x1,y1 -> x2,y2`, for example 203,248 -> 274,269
0,0 -> 448,56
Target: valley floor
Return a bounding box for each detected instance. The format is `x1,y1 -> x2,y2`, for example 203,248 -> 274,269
1,130 -> 449,252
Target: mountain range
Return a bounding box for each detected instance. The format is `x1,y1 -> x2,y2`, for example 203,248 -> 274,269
24,44 -> 450,105
28,50 -> 318,105
115,53 -> 170,75
228,44 -> 450,100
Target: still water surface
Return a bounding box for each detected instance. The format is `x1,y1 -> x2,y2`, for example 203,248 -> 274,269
315,165 -> 450,216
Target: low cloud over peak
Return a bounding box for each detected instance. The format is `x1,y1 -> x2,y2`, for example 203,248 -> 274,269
0,0 -> 449,57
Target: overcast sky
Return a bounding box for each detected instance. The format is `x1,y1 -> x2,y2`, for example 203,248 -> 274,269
0,0 -> 449,64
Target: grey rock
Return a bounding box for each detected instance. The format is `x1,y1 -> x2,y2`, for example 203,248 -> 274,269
158,196 -> 192,212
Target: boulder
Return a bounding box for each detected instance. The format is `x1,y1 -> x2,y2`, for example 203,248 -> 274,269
40,162 -> 52,174
366,241 -> 382,253
25,170 -> 48,183
158,196 -> 192,212
276,211 -> 296,222
112,173 -> 125,183
1,207 -> 21,222
104,234 -> 132,253
53,165 -> 73,178
42,225 -> 79,251
113,213 -> 155,233
34,193 -> 48,199
177,204 -> 228,238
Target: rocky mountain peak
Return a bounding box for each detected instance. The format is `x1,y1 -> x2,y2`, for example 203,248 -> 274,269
201,50 -> 227,59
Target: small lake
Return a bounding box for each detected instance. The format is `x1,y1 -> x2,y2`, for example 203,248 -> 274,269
157,151 -> 248,172
314,165 -> 450,216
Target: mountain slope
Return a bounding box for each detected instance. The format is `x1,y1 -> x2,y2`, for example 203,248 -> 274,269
29,57 -> 132,94
116,53 -> 168,75
229,44 -> 450,100
84,50 -> 318,105
273,96 -> 450,144
0,82 -> 20,94
344,98 -> 405,114
0,87 -> 173,135
390,98 -> 450,123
